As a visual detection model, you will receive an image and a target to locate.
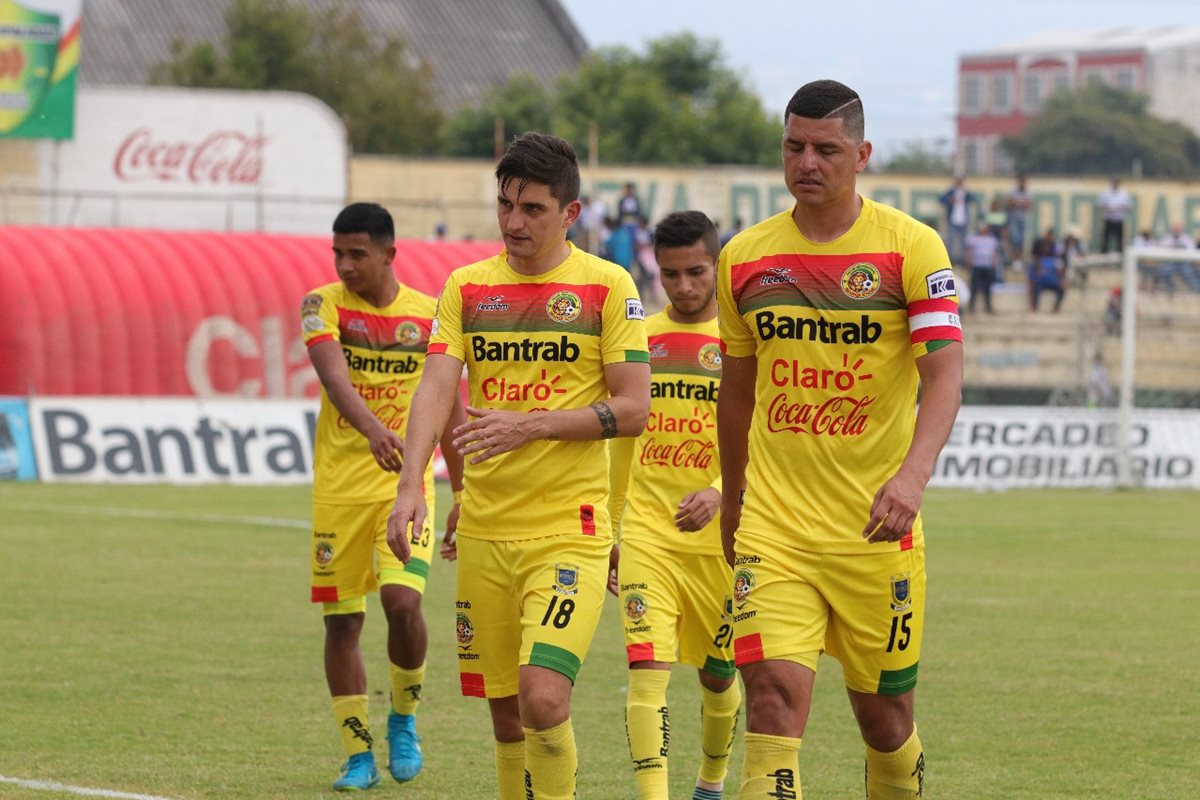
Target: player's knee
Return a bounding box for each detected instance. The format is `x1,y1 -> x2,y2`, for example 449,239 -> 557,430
380,586 -> 422,622
859,712 -> 914,752
323,612 -> 364,642
697,669 -> 735,694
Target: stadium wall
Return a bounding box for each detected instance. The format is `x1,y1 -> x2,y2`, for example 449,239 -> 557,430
350,157 -> 1200,244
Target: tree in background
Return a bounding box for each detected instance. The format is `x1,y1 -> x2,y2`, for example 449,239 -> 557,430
152,0 -> 444,154
1002,84 -> 1200,178
877,139 -> 954,175
446,33 -> 779,165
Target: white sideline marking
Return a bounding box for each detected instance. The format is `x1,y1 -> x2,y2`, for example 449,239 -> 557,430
5,503 -> 308,530
0,775 -> 182,800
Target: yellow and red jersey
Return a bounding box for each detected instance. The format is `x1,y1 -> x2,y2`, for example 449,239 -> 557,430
302,281 -> 436,504
613,309 -> 722,555
429,243 -> 649,541
717,199 -> 961,553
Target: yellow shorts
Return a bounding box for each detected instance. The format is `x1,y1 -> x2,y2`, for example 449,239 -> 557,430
618,539 -> 735,678
454,532 -> 610,698
310,491 -> 435,609
731,533 -> 925,695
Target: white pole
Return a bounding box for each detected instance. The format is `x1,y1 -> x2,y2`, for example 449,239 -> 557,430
1117,247 -> 1138,488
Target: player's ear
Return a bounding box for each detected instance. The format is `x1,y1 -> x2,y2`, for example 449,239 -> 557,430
563,199 -> 583,228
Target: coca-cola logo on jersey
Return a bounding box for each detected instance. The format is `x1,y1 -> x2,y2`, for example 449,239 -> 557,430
112,127 -> 269,184
639,437 -> 714,470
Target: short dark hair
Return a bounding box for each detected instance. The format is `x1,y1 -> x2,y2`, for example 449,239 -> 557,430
333,203 -> 394,247
785,79 -> 865,142
495,132 -> 581,208
652,210 -> 720,260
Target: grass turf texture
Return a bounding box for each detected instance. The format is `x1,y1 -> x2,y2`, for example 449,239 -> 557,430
1,484 -> 1197,799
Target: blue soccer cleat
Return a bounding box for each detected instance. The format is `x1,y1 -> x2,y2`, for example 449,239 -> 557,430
386,711 -> 423,782
333,751 -> 380,792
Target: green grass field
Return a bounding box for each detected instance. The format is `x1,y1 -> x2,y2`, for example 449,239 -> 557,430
2,483 -> 1198,800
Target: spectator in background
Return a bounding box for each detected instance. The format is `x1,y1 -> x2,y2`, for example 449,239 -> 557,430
1030,227 -> 1065,312
1103,286 -> 1122,336
1062,225 -> 1088,279
939,177 -> 977,266
1006,175 -> 1033,265
617,182 -> 643,226
634,215 -> 661,305
964,221 -> 999,314
720,217 -> 744,248
572,194 -> 609,255
984,197 -> 1008,280
1156,222 -> 1200,293
1096,178 -> 1133,254
432,223 -> 448,242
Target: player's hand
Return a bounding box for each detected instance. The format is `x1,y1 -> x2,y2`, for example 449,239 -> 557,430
367,424 -> 404,473
862,467 -> 926,543
440,501 -> 460,561
452,406 -> 536,464
675,487 -> 721,532
607,543 -> 621,597
386,483 -> 426,563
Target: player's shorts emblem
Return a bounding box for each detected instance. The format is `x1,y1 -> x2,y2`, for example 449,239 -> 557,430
546,290 -> 582,323
455,612 -> 475,648
394,321 -> 421,346
722,595 -> 734,622
314,542 -> 333,566
841,262 -> 881,300
733,568 -> 756,604
890,572 -> 912,612
698,342 -> 723,371
553,562 -> 581,595
624,593 -> 647,621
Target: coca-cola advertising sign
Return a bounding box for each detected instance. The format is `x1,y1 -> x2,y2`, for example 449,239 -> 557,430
113,128 -> 267,185
40,86 -> 347,233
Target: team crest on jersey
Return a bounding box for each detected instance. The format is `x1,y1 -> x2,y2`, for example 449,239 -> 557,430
456,613 -> 475,648
546,291 -> 582,323
698,343 -> 722,371
553,563 -> 581,595
926,268 -> 957,299
394,321 -> 422,346
624,593 -> 647,621
649,342 -> 669,359
841,262 -> 881,300
889,573 -> 912,612
733,568 -> 756,605
301,294 -> 323,317
314,542 -> 333,566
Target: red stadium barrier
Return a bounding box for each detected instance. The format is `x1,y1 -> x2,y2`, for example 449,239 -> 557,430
0,227 -> 499,397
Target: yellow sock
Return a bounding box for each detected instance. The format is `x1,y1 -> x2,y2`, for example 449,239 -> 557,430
389,662 -> 425,716
738,732 -> 801,800
495,739 -> 526,800
865,725 -> 924,799
625,669 -> 671,799
523,719 -> 577,800
331,694 -> 373,757
698,681 -> 742,785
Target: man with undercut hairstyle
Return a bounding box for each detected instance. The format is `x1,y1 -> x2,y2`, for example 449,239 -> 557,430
609,210 -> 740,800
387,132 -> 650,800
716,80 -> 963,799
303,202 -> 467,791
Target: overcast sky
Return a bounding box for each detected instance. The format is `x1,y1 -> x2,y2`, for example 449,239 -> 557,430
558,0 -> 1196,157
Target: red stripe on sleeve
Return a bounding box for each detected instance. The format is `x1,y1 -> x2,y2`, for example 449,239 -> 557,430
734,633 -> 765,667
907,297 -> 960,316
911,325 -> 963,344
626,642 -> 656,664
427,342 -> 449,355
305,333 -> 335,349
459,672 -> 487,698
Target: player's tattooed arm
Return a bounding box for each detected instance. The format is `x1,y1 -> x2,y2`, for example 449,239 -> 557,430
590,401 -> 618,439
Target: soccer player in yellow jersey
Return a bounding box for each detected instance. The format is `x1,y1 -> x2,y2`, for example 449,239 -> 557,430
609,211 -> 741,800
303,203 -> 466,791
716,81 -> 963,799
386,133 -> 651,800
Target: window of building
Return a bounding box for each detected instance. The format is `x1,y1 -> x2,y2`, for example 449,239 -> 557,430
962,75 -> 982,115
1024,73 -> 1042,113
991,74 -> 1013,113
1084,69 -> 1106,87
1115,67 -> 1137,91
962,138 -> 980,176
1053,71 -> 1070,94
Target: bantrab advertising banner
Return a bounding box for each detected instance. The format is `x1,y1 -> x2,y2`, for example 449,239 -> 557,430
0,0 -> 79,139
